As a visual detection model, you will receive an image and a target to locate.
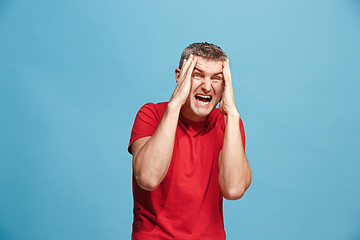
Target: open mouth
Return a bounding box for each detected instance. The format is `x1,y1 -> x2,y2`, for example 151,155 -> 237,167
195,94 -> 212,104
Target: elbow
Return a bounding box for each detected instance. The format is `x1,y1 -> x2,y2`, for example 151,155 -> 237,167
133,157 -> 161,191
221,179 -> 251,200
134,171 -> 161,191
222,187 -> 246,200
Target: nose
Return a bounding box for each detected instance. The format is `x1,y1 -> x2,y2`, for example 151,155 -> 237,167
201,78 -> 212,92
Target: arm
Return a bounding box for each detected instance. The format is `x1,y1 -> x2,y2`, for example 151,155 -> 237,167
131,55 -> 197,191
218,59 -> 252,200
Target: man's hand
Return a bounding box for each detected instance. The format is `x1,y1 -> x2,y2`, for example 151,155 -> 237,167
169,54 -> 197,108
219,59 -> 239,117
218,59 -> 251,200
132,54 -> 197,191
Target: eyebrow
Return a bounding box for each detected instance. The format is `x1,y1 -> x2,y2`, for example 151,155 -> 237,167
194,67 -> 223,76
193,67 -> 203,72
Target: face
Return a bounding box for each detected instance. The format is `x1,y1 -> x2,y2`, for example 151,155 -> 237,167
176,56 -> 224,122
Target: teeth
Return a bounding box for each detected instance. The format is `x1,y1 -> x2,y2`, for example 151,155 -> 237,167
197,100 -> 210,104
196,95 -> 211,99
195,94 -> 212,104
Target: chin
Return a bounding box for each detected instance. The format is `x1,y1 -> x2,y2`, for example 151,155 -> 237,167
189,102 -> 216,121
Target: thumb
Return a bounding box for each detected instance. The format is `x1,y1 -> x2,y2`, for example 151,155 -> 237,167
219,100 -> 225,115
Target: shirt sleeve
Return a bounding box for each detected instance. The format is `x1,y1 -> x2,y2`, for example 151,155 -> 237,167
128,103 -> 161,154
239,117 -> 246,150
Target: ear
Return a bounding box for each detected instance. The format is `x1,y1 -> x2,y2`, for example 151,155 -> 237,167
175,68 -> 181,83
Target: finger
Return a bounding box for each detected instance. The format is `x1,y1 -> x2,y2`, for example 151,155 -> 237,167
182,59 -> 187,69
180,54 -> 194,74
222,61 -> 229,83
222,59 -> 232,84
189,56 -> 197,71
185,56 -> 197,79
180,55 -> 196,84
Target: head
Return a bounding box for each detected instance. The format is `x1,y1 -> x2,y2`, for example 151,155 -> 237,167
178,42 -> 227,69
175,42 -> 228,122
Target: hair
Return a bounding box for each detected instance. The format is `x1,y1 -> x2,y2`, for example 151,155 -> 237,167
178,42 -> 227,68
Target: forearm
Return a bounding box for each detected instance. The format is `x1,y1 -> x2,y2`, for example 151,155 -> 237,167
133,102 -> 181,191
133,55 -> 196,191
218,113 -> 251,200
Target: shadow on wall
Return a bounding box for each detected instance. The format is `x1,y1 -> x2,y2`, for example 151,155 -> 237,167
349,212 -> 360,240
352,225 -> 360,240
0,224 -> 12,240
350,0 -> 360,18
0,0 -> 11,21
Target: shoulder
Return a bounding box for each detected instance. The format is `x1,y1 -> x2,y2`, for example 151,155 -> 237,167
137,102 -> 168,119
139,102 -> 168,113
129,102 -> 168,154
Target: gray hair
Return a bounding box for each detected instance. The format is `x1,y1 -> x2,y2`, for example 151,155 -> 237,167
179,42 -> 227,68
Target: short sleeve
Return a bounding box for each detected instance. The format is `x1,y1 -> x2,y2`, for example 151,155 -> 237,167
128,103 -> 164,154
239,117 -> 246,150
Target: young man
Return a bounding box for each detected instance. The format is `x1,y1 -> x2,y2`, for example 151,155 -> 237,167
128,42 -> 251,239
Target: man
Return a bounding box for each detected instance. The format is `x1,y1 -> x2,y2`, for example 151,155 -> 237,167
128,42 -> 251,239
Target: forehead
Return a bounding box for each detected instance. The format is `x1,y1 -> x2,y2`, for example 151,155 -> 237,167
194,56 -> 223,74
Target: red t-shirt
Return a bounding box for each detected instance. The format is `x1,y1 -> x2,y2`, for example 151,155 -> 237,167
128,102 -> 245,240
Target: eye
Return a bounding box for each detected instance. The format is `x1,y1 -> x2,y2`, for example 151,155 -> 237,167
212,76 -> 222,82
193,73 -> 201,78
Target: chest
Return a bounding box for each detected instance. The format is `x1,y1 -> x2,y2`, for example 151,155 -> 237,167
167,125 -> 224,181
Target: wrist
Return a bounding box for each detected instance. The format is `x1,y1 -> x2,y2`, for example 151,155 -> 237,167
167,101 -> 182,113
224,111 -> 240,121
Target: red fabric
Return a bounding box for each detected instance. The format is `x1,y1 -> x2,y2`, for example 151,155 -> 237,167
128,102 -> 245,240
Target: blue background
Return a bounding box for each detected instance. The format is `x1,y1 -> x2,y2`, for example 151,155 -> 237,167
1,0 -> 360,239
